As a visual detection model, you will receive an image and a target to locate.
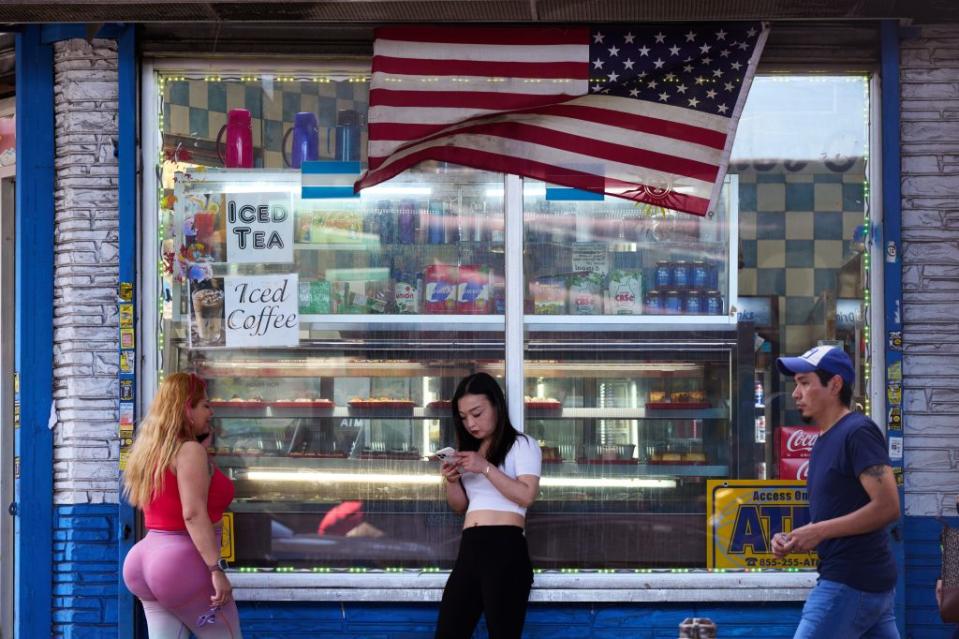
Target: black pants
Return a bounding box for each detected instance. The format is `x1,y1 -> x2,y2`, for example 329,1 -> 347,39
435,525 -> 534,639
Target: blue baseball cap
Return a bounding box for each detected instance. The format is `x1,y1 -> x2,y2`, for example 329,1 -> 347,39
776,345 -> 855,386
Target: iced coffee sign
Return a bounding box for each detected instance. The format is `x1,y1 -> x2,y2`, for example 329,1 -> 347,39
226,192 -> 294,264
224,274 -> 299,348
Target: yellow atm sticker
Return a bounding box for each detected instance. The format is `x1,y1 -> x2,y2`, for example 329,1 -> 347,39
220,512 -> 235,562
706,479 -> 817,570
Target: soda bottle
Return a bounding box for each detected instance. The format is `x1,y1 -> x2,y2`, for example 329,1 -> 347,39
397,199 -> 415,244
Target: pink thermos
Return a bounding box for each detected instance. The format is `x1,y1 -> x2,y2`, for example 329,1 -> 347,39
216,108 -> 254,168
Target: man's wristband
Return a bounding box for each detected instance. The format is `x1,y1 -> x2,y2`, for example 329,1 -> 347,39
208,559 -> 228,573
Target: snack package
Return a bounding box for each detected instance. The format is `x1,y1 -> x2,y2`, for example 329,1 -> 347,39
424,264 -> 458,314
605,270 -> 644,315
365,279 -> 391,314
457,265 -> 491,314
393,272 -> 420,314
568,272 -> 603,315
333,281 -> 365,314
532,275 -> 567,315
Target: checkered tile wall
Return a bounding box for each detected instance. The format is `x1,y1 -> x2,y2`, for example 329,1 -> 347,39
162,78 -> 369,168
734,159 -> 867,354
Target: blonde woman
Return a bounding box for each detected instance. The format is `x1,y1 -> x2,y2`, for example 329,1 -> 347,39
122,372 -> 242,637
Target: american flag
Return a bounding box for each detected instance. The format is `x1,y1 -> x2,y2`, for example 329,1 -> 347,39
354,23 -> 768,216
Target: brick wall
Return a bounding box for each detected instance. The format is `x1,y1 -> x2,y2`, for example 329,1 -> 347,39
900,24 -> 959,518
51,38 -> 120,505
51,38 -> 121,638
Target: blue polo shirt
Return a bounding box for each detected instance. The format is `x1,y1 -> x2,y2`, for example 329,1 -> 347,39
806,411 -> 897,592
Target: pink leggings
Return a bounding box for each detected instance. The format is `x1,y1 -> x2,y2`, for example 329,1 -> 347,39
123,529 -> 243,638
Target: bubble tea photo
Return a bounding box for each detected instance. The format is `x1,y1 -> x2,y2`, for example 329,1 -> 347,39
191,283 -> 225,346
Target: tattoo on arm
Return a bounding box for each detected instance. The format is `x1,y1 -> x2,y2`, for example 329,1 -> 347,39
862,465 -> 887,483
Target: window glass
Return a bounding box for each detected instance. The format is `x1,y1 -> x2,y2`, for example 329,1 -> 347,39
150,70 -> 870,571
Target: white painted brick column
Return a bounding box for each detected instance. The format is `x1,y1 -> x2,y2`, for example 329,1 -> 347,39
51,38 -> 120,505
900,24 -> 959,516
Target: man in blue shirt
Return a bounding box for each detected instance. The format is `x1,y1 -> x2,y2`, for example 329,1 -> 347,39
773,345 -> 900,639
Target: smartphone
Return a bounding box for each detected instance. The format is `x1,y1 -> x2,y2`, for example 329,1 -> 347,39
433,447 -> 457,463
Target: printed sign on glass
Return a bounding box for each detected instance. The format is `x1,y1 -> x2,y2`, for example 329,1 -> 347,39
224,274 -> 299,348
226,192 -> 294,264
706,479 -> 817,570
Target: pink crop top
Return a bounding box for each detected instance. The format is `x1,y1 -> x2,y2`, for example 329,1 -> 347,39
144,466 -> 234,531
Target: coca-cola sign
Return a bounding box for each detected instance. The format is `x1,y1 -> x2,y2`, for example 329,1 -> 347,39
780,457 -> 810,481
776,426 -> 820,459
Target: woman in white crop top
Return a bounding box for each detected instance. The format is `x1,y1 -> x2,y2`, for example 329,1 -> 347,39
434,372 -> 541,639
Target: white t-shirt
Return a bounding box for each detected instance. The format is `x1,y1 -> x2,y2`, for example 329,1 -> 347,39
460,435 -> 542,517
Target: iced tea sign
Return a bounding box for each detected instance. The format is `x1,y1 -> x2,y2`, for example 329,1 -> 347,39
706,479 -> 817,570
224,274 -> 299,347
226,192 -> 294,264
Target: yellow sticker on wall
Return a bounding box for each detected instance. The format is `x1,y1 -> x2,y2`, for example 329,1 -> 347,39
220,512 -> 235,562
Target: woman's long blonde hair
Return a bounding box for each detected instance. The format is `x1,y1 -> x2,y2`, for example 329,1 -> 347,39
122,372 -> 207,507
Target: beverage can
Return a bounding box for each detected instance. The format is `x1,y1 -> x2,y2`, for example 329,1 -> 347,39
644,289 -> 663,314
672,260 -> 691,290
655,261 -> 672,289
705,290 -> 723,315
428,200 -> 445,244
684,289 -> 703,314
691,260 -> 709,290
376,200 -> 394,244
754,381 -> 764,406
397,199 -> 415,244
664,290 -> 683,314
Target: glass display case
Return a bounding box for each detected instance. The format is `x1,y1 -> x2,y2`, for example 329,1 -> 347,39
154,156 -> 753,569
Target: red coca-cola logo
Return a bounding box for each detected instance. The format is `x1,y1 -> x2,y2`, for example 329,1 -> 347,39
779,458 -> 809,481
777,426 -> 819,459
786,429 -> 819,453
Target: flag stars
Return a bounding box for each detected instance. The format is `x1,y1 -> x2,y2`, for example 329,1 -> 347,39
688,97 -> 700,108
738,42 -> 749,50
591,83 -> 603,92
593,32 -> 605,43
717,104 -> 729,114
695,75 -> 707,85
730,61 -> 743,71
607,71 -> 620,82
747,27 -> 758,38
654,32 -> 666,43
724,81 -> 735,91
685,30 -> 697,42
665,72 -> 676,82
683,64 -> 694,73
647,79 -> 659,89
706,89 -> 717,99
658,91 -> 670,102
715,29 -> 728,40
624,32 -> 636,44
629,87 -> 640,97
623,58 -> 635,70
592,57 -> 605,69
720,49 -> 731,58
668,44 -> 681,56
638,45 -> 651,56
712,69 -> 724,78
653,58 -> 665,69
699,43 -> 712,54
608,45 -> 620,57
701,56 -> 713,65
676,84 -> 688,94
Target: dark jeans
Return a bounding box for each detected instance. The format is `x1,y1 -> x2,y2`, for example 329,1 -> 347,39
435,525 -> 534,639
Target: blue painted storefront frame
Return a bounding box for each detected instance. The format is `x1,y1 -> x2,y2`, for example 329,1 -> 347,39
116,23 -> 139,639
13,25 -> 55,639
880,18 -> 906,639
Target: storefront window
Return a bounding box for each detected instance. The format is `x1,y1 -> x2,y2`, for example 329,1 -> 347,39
148,68 -> 869,572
